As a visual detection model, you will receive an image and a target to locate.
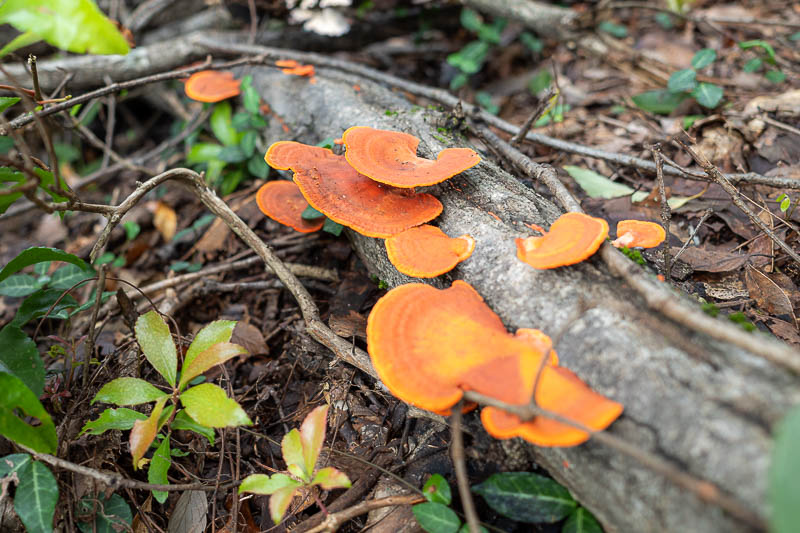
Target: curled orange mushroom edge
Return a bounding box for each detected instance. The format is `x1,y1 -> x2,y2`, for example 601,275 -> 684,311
612,220 -> 666,249
342,126 -> 481,188
264,141 -> 442,238
256,180 -> 324,233
184,70 -> 241,103
385,224 -> 475,278
516,212 -> 609,270
366,280 -> 623,446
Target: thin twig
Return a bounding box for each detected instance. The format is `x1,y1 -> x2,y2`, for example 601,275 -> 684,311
84,265 -> 107,387
450,400 -> 480,533
303,494 -> 423,533
672,209 -> 713,263
652,145 -> 672,281
510,86 -> 556,147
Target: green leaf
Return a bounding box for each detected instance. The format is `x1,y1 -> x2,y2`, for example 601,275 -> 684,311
80,408 -> 148,435
322,219 -> 344,236
667,69 -> 696,93
148,435 -> 171,503
92,377 -> 169,406
248,155 -> 269,179
564,166 -> 636,199
0,373 -> 57,453
0,273 -> 43,297
217,145 -> 247,163
422,474 -> 452,505
691,48 -> 716,69
122,221 -> 141,241
13,288 -> 79,325
562,507 -> 603,533
412,502 -> 461,533
135,311 -> 177,387
186,142 -> 223,164
654,12 -> 674,29
0,325 -> 44,396
269,485 -> 299,524
240,130 -> 258,158
180,383 -> 252,428
184,320 -> 236,369
282,428 -> 307,480
739,39 -> 776,63
0,136 -> 14,154
447,41 -> 489,74
779,196 -> 791,213
301,205 -> 325,220
460,7 -> 482,32
179,342 -> 246,390
472,472 -> 577,524
77,494 -> 132,533
130,397 -> 167,469
0,0 -> 130,55
528,69 -> 553,96
475,91 -> 499,115
519,32 -> 542,54
210,101 -> 241,147
0,184 -> 23,214
13,459 -> 58,533
769,405 -> 800,533
0,31 -> 40,58
743,57 -> 762,73
597,20 -> 627,38
458,525 -> 488,533
0,453 -> 31,478
631,89 -> 686,114
239,473 -> 302,495
691,83 -> 723,109
0,96 -> 21,113
241,75 -> 261,115
0,247 -> 92,284
765,70 -> 786,84
311,466 -> 351,490
172,410 -> 215,445
49,264 -> 93,290
300,405 -> 328,478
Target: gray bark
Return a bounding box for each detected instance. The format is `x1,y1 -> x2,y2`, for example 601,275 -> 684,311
247,66 -> 799,533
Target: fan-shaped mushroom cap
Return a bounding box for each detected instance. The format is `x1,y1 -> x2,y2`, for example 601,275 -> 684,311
256,180 -> 324,233
342,126 -> 481,188
184,70 -> 241,102
481,366 -> 623,447
385,225 -> 475,278
612,220 -> 666,249
514,328 -> 559,366
265,141 -> 442,238
366,281 -> 548,413
516,212 -> 609,269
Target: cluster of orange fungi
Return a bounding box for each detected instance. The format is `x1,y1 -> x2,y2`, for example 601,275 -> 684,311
256,126 -> 668,447
184,60 -> 318,103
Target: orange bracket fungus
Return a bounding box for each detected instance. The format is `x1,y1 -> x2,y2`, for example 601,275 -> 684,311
264,141 -> 442,238
342,126 -> 481,188
184,70 -> 241,102
516,212 -> 609,269
256,180 -> 324,233
384,224 -> 475,278
612,220 -> 666,249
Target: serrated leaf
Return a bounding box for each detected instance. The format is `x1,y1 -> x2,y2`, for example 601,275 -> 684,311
311,466 -> 351,490
0,373 -> 57,453
80,408 -> 148,435
692,83 -> 723,108
0,325 -> 44,396
180,383 -> 252,428
0,273 -> 42,297
562,507 -> 603,533
631,89 -> 686,114
77,494 -> 132,533
770,405 -> 800,533
240,473 -> 302,495
130,397 -> 167,469
148,435 -> 171,503
269,485 -> 299,524
172,409 -> 215,445
282,428 -> 307,480
184,320 -> 236,368
92,377 -> 169,406
135,311 -> 177,387
300,405 -> 328,478
49,264 -> 93,290
13,459 -> 58,533
422,474 -> 452,505
13,288 -> 78,326
691,48 -> 716,69
0,247 -> 92,284
667,69 -> 696,92
178,342 -> 246,390
472,472 -> 576,524
412,502 -> 461,533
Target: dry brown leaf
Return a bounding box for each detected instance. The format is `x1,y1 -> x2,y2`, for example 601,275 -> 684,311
671,247 -> 748,273
744,265 -> 796,320
767,318 -> 800,346
167,490 -> 207,533
231,321 -> 268,357
153,201 -> 177,242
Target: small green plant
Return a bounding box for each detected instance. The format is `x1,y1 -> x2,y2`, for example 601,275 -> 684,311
83,312 -> 252,502
239,405 -> 351,524
776,193 -> 797,219
739,40 -> 785,84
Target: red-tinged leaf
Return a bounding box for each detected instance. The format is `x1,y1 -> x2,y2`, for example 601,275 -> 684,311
135,311 -> 177,387
311,467 -> 351,490
130,397 -> 167,469
184,320 -> 236,368
281,429 -> 307,480
239,473 -> 302,495
180,383 -> 251,428
269,486 -> 298,524
300,405 -> 329,478
92,377 -> 169,406
178,342 -> 247,390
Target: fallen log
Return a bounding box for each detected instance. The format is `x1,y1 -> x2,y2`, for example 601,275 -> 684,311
238,58 -> 800,533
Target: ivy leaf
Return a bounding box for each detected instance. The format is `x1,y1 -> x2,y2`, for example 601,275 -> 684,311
12,288 -> 79,325
311,466 -> 351,490
562,507 -> 603,533
691,48 -> 717,69
135,311 -> 177,387
92,377 -> 169,406
183,320 -> 237,369
667,69 -> 696,93
80,408 -> 148,436
49,264 -> 93,290
77,494 -> 132,533
472,472 -> 577,524
179,342 -> 246,391
180,383 -> 252,428
0,273 -> 43,297
0,247 -> 92,284
148,435 -> 171,503
412,502 -> 461,533
691,83 -> 724,109
0,372 -> 57,453
130,397 -> 168,469
12,458 -> 59,533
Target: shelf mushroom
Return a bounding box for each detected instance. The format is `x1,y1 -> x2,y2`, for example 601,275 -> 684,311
184,70 -> 241,102
516,212 -> 609,269
256,180 -> 324,233
384,224 -> 475,278
265,141 -> 443,238
342,126 -> 481,188
612,220 -> 666,249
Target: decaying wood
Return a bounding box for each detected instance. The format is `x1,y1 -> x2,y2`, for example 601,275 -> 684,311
242,65 -> 800,532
